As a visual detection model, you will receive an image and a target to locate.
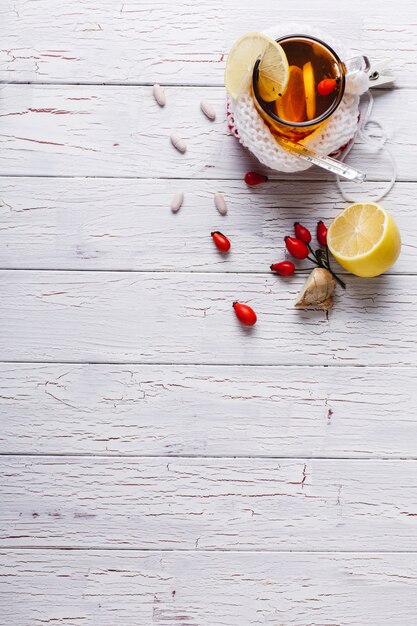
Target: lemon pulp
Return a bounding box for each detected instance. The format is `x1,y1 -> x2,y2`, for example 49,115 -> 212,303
302,61 -> 316,120
224,32 -> 289,101
327,202 -> 401,278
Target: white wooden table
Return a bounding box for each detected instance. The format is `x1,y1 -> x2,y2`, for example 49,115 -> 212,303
1,1 -> 417,624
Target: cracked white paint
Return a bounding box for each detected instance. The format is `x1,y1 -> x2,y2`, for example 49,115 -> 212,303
1,363 -> 417,457
0,270 -> 416,365
0,1 -> 415,86
1,456 -> 417,550
0,177 -> 414,271
0,84 -> 413,179
1,550 -> 417,624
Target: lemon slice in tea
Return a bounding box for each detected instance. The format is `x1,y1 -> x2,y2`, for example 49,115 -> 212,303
257,40 -> 290,102
225,32 -> 289,101
327,202 -> 401,277
303,61 -> 316,120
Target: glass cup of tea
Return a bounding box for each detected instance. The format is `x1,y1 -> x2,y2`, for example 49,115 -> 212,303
252,34 -> 370,141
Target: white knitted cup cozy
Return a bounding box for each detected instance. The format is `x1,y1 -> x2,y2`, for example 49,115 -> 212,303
227,23 -> 369,173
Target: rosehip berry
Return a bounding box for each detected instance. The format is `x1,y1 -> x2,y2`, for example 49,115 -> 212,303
294,222 -> 312,243
316,221 -> 328,246
284,236 -> 309,260
244,171 -> 268,186
317,78 -> 337,96
233,302 -> 257,326
211,231 -> 231,253
270,261 -> 295,276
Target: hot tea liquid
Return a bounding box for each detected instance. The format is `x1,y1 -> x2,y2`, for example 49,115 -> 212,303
255,37 -> 343,126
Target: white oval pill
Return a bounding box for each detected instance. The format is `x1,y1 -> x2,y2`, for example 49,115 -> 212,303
170,133 -> 187,153
200,99 -> 216,121
153,84 -> 166,107
171,191 -> 184,213
214,192 -> 227,215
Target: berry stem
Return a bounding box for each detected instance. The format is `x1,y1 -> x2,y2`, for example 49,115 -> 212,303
327,267 -> 346,289
322,246 -> 346,289
307,243 -> 320,263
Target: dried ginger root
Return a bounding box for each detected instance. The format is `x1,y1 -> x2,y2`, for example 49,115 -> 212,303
294,268 -> 336,311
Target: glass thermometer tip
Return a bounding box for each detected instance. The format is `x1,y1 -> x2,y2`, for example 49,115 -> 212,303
276,136 -> 366,184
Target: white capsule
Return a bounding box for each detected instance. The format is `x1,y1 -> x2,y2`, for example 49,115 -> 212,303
152,84 -> 166,107
214,192 -> 227,215
200,99 -> 216,121
170,133 -> 187,153
171,191 -> 184,213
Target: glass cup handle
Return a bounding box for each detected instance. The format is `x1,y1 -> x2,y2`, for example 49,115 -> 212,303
343,55 -> 371,77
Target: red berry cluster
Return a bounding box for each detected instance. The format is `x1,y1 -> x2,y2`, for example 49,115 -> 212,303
271,221 -> 345,289
209,173 -> 344,327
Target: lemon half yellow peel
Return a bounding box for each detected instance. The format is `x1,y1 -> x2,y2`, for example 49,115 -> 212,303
327,202 -> 401,278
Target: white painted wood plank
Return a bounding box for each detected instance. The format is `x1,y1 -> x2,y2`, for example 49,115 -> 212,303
0,177 -> 413,272
1,363 -> 416,458
0,1 -> 414,86
2,550 -> 417,625
0,270 -> 416,366
2,457 -> 417,550
0,85 -> 412,180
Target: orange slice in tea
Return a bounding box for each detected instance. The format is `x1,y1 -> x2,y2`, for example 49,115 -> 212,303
276,65 -> 306,123
303,61 -> 316,120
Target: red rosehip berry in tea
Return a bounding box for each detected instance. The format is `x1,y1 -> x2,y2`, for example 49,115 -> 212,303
211,231 -> 231,253
233,302 -> 257,326
316,221 -> 328,246
244,171 -> 268,186
284,236 -> 309,260
270,261 -> 295,276
294,222 -> 312,243
317,78 -> 337,96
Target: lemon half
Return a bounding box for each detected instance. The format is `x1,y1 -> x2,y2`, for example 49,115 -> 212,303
327,202 -> 401,277
225,32 -> 289,101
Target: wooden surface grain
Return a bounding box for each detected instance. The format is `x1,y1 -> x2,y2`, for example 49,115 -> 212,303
0,85 -> 412,180
1,0 -> 416,623
1,271 -> 417,365
2,550 -> 417,625
2,456 -> 417,550
0,1 -> 415,87
1,363 -> 415,457
0,178 -> 415,272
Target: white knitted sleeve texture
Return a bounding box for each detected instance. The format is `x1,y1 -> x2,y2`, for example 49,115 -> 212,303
227,23 -> 369,173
